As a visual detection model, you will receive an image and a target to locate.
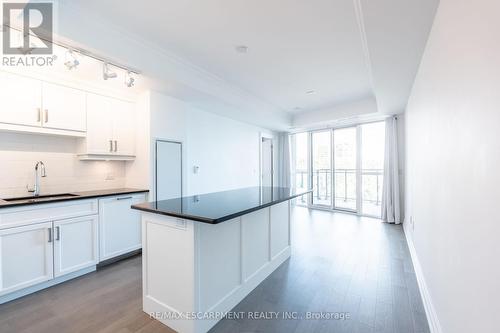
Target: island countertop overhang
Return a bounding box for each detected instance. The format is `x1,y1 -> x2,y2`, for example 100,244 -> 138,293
131,186 -> 312,224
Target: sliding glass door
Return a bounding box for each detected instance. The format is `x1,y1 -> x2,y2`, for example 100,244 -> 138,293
291,121 -> 385,217
361,122 -> 385,217
311,131 -> 332,206
333,127 -> 357,211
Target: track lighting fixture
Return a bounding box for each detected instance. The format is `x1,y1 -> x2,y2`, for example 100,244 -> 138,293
124,71 -> 135,87
64,50 -> 79,70
103,62 -> 117,80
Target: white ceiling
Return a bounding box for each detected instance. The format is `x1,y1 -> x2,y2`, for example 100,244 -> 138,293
59,0 -> 439,130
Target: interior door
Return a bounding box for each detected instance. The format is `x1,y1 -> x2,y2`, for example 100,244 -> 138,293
0,222 -> 54,296
41,82 -> 86,132
53,215 -> 98,277
0,71 -> 42,127
155,140 -> 182,201
86,93 -> 114,154
261,137 -> 273,187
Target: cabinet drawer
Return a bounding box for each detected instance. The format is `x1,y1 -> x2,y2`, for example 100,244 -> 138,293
0,199 -> 98,230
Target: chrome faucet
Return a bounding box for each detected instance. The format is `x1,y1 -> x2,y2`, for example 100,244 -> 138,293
27,161 -> 47,196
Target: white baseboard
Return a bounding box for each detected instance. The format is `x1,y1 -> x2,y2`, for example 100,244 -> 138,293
403,223 -> 442,333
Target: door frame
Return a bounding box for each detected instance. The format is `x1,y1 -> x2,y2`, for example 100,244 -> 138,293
154,138 -> 183,202
259,132 -> 274,188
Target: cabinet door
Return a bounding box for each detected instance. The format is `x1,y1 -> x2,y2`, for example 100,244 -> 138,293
99,194 -> 145,261
53,215 -> 98,277
111,99 -> 135,156
0,222 -> 53,296
86,93 -> 114,154
41,82 -> 86,132
0,71 -> 42,127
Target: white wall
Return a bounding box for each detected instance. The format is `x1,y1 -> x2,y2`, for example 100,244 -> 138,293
0,132 -> 126,197
186,107 -> 263,195
126,90 -> 276,198
405,1 -> 500,332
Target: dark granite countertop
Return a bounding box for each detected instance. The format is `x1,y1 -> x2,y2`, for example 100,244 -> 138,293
131,186 -> 312,224
0,188 -> 149,209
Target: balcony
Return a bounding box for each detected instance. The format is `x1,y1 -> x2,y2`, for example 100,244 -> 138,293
294,169 -> 383,217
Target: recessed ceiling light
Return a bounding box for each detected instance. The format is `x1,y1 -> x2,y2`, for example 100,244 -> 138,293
306,90 -> 316,94
235,45 -> 248,53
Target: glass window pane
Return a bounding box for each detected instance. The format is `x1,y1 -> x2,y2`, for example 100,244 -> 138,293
334,127 -> 357,210
312,131 -> 331,206
292,133 -> 309,205
361,122 -> 385,217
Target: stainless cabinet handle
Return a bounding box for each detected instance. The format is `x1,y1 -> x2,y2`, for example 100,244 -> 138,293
55,226 -> 60,241
114,140 -> 118,152
48,228 -> 52,243
36,108 -> 41,122
117,196 -> 133,200
109,140 -> 113,152
44,109 -> 48,123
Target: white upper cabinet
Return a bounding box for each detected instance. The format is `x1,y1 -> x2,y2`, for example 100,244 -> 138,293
0,71 -> 86,136
0,71 -> 42,127
0,70 -> 136,158
112,98 -> 135,156
85,93 -> 115,155
80,92 -> 135,159
41,82 -> 86,132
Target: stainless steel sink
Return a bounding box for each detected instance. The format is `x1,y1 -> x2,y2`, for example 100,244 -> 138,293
3,193 -> 79,204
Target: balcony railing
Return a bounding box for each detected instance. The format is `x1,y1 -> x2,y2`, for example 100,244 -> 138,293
294,169 -> 383,214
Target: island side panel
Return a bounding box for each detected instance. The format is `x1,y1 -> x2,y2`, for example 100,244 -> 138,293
142,212 -> 196,333
270,200 -> 291,259
196,217 -> 242,312
196,200 -> 291,333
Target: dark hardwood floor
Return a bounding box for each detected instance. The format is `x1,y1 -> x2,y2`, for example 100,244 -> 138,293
0,207 -> 429,333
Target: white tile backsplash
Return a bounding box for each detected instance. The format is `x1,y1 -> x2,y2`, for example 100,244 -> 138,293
0,132 -> 126,198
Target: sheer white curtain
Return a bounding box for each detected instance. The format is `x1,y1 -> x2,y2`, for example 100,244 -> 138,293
381,116 -> 401,224
277,132 -> 291,188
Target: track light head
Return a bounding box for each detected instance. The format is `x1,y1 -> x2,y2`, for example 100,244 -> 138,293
64,50 -> 79,70
103,62 -> 117,80
124,71 -> 135,87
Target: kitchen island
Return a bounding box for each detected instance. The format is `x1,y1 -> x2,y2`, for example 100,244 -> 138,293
131,186 -> 311,333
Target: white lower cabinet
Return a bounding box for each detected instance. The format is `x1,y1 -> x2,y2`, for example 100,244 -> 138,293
53,215 -> 98,277
99,194 -> 145,261
0,193 -> 146,302
0,222 -> 54,296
